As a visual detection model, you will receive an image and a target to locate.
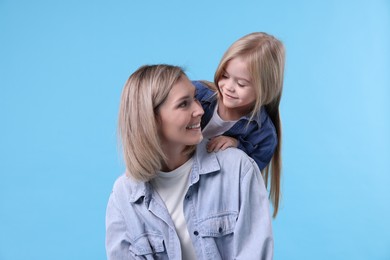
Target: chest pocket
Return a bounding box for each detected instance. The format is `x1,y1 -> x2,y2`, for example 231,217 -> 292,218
128,233 -> 167,259
198,212 -> 237,237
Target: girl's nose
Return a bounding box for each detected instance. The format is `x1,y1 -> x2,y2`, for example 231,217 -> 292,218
225,79 -> 235,92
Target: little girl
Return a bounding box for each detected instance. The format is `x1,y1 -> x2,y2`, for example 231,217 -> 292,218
194,32 -> 285,217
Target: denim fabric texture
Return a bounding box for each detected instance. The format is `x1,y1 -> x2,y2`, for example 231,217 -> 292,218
193,80 -> 277,171
105,141 -> 273,259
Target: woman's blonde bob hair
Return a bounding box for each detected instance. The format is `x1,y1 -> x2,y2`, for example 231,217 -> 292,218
118,64 -> 195,181
214,32 -> 285,218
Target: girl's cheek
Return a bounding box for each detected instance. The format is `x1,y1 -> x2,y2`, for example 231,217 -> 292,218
218,79 -> 225,88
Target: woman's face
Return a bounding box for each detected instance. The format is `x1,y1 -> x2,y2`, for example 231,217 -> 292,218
156,76 -> 204,150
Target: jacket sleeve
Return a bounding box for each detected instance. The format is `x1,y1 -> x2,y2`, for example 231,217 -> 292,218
233,159 -> 274,260
105,191 -> 133,260
236,120 -> 277,171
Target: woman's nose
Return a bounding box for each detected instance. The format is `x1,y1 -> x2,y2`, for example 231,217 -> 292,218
193,100 -> 204,117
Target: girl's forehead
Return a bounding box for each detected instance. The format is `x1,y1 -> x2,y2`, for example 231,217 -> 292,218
225,57 -> 251,81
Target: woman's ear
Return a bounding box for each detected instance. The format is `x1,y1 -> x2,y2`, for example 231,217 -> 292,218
155,111 -> 161,128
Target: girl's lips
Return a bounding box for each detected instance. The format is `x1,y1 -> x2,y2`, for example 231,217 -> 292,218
224,93 -> 238,99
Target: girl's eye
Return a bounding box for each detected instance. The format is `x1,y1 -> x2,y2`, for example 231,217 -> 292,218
237,82 -> 245,87
222,73 -> 229,79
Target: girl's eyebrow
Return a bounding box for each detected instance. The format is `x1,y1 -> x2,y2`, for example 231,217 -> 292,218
237,78 -> 250,83
226,73 -> 250,83
223,69 -> 251,83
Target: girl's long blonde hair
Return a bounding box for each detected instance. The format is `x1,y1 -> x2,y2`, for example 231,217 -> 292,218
215,32 -> 285,218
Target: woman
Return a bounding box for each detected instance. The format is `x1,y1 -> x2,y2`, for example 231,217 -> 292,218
106,64 -> 273,259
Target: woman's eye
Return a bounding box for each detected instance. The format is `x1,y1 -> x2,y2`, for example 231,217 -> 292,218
178,101 -> 188,108
222,73 -> 229,79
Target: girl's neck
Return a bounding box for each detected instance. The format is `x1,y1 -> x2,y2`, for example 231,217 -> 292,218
217,102 -> 252,121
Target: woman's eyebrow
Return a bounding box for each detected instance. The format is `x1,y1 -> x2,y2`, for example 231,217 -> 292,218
173,95 -> 191,104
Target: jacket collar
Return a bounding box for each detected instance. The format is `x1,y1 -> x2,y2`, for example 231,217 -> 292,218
127,177 -> 150,203
128,141 -> 221,203
189,140 -> 220,185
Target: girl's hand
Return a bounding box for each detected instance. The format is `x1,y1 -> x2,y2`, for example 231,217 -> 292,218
207,136 -> 238,152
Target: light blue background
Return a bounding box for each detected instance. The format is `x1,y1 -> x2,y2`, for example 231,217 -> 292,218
1,0 -> 389,259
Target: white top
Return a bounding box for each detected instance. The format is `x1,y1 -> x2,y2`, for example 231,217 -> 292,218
151,158 -> 196,260
202,105 -> 237,139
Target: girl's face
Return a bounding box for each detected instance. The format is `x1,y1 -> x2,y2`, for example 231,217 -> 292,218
156,77 -> 204,150
218,57 -> 256,112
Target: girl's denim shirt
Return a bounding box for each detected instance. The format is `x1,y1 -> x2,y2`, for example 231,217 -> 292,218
193,80 -> 277,171
106,141 -> 273,259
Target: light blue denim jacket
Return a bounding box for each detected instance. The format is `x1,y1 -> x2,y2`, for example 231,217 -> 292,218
106,141 -> 273,259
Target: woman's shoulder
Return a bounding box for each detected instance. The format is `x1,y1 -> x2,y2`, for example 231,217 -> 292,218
197,141 -> 259,176
111,173 -> 147,202
218,147 -> 257,167
215,147 -> 261,182
112,174 -> 128,189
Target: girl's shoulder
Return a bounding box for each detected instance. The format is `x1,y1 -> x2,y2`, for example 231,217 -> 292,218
193,80 -> 217,101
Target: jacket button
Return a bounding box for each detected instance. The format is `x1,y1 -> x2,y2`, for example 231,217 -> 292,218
193,231 -> 199,236
185,195 -> 190,199
218,227 -> 223,233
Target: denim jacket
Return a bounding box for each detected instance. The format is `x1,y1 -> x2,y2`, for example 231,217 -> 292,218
106,141 -> 273,259
193,81 -> 277,171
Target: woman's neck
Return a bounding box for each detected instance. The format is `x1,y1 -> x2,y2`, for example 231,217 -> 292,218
160,145 -> 191,172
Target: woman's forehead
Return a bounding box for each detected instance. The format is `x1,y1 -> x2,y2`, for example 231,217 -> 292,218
166,77 -> 195,101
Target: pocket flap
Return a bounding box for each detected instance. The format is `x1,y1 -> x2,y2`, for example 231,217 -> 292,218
129,233 -> 165,255
198,212 -> 237,237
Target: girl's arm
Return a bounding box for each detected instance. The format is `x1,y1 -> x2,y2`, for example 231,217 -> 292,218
237,130 -> 277,171
237,111 -> 278,171
206,135 -> 238,152
205,128 -> 276,171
